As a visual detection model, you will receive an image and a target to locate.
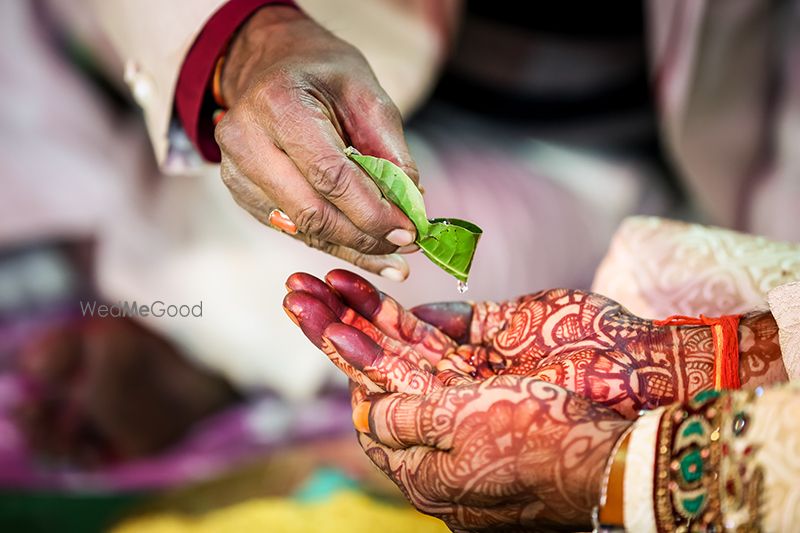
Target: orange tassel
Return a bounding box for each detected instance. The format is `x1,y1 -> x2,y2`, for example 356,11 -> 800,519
653,314 -> 742,390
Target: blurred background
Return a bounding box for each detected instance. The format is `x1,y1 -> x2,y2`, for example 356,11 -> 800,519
1,0 -> 798,531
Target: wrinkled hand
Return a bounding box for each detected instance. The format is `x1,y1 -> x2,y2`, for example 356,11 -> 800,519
215,6 -> 419,279
358,376 -> 630,532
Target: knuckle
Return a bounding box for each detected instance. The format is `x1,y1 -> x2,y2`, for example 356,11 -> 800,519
213,112 -> 243,154
307,153 -> 352,200
350,232 -> 383,254
304,234 -> 333,253
348,249 -> 378,271
294,202 -> 335,240
252,67 -> 292,99
219,157 -> 248,195
219,163 -> 236,189
252,76 -> 289,112
371,94 -> 401,121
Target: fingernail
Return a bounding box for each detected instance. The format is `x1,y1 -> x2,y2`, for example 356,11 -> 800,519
385,229 -> 414,247
352,401 -> 371,433
397,244 -> 419,254
269,209 -> 298,235
380,267 -> 405,282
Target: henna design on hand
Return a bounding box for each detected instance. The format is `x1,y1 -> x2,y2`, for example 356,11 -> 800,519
286,270 -> 786,419
738,312 -> 786,386
423,289 -> 786,418
282,269 -> 788,532
359,376 -> 632,531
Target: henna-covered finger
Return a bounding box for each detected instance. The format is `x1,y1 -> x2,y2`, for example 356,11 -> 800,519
325,269 -> 457,364
285,272 -> 345,315
410,302 -> 473,344
323,323 -> 441,395
356,432 -> 444,502
282,290 -> 341,348
435,347 -> 486,386
415,296 -> 529,346
356,433 -> 527,532
357,389 -> 461,450
286,272 -> 434,371
349,381 -> 369,410
283,291 -> 382,391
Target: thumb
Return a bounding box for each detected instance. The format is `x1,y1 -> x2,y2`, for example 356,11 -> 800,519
411,302 -> 475,345
354,391 -> 452,450
319,243 -> 410,281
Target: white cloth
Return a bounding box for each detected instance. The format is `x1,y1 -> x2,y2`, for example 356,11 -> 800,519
622,407 -> 663,532
592,216 -> 800,319
768,282 -> 800,381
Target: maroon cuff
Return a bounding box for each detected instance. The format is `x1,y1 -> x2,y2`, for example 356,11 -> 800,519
175,0 -> 298,162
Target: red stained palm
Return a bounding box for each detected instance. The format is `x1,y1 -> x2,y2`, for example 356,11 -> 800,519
283,270 -> 782,418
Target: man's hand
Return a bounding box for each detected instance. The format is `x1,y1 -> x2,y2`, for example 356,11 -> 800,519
215,6 -> 419,280
357,376 -> 631,532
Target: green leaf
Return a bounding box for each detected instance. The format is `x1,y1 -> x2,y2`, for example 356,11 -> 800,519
418,218 -> 482,283
346,148 -> 482,282
345,148 -> 429,235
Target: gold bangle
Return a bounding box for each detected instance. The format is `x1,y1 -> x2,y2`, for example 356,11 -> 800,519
597,426 -> 633,528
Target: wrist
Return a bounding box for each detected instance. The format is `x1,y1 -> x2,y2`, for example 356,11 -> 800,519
221,5 -> 308,105
738,311 -> 787,388
663,310 -> 785,397
570,420 -> 633,529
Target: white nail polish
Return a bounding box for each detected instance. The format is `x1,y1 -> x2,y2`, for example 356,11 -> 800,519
385,229 -> 414,247
380,267 -> 405,282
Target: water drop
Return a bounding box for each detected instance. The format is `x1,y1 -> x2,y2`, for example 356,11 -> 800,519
457,280 -> 469,294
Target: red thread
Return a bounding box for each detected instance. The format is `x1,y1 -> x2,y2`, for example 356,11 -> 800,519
653,314 -> 742,390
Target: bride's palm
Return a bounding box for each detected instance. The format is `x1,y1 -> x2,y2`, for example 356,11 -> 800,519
283,270 -> 717,418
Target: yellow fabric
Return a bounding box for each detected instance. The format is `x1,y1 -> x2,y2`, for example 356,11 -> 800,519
112,491 -> 449,533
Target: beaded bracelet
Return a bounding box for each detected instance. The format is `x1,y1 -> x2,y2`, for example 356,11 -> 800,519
653,390 -> 723,532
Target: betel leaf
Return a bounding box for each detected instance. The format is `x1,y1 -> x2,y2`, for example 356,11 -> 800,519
345,148 -> 430,235
417,218 -> 482,283
346,148 -> 482,283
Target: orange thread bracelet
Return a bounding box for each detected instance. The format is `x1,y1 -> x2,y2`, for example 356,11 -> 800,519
212,53 -> 228,124
212,53 -> 227,108
653,314 -> 742,390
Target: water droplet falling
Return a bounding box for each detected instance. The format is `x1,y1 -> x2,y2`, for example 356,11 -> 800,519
457,280 -> 469,294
